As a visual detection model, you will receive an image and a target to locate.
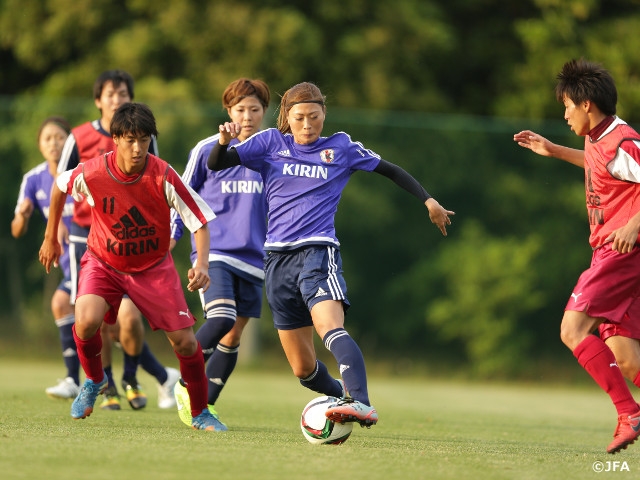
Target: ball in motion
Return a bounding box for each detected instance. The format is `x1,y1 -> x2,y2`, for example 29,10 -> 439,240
300,395 -> 353,445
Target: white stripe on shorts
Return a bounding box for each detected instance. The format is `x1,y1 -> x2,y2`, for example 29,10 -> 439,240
326,246 -> 344,300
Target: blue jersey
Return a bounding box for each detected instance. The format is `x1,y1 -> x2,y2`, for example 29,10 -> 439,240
171,134 -> 267,280
15,162 -> 74,277
233,128 -> 381,251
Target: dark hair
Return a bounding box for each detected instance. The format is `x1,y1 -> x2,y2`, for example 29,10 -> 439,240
276,82 -> 326,134
555,59 -> 617,116
110,103 -> 158,138
93,70 -> 135,100
38,116 -> 71,140
222,78 -> 270,110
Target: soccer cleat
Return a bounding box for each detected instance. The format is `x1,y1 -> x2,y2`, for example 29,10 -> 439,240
192,408 -> 227,431
157,367 -> 180,409
207,405 -> 228,431
71,375 -> 107,419
46,377 -> 80,400
174,379 -> 228,431
121,377 -> 147,410
174,379 -> 192,427
607,410 -> 640,454
325,398 -> 378,428
100,384 -> 122,410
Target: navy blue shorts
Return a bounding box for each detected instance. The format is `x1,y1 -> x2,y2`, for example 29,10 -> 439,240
57,277 -> 72,295
265,246 -> 350,330
200,262 -> 263,318
69,223 -> 89,304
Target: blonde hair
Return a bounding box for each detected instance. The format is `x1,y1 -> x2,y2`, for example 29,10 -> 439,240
276,82 -> 326,134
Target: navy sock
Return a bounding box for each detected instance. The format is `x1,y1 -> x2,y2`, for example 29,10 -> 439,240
139,342 -> 167,384
205,343 -> 239,405
104,365 -> 115,388
56,314 -> 79,385
323,328 -> 370,405
123,352 -> 140,383
299,360 -> 343,398
195,305 -> 236,362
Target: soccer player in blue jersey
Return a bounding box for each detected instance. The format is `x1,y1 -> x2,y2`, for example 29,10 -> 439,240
208,81 -> 454,427
58,70 -> 179,410
12,116 -> 80,399
171,78 -> 270,430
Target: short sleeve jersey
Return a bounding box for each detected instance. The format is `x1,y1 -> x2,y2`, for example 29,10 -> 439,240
58,151 -> 214,273
15,162 -> 74,277
170,134 -> 267,279
232,128 -> 381,251
584,117 -> 640,248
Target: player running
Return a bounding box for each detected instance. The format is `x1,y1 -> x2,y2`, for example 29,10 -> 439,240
515,58 -> 640,454
58,70 -> 179,410
170,78 -> 270,430
12,116 -> 80,399
39,102 -> 220,430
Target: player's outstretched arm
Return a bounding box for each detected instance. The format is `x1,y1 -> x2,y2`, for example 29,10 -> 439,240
39,186 -> 66,273
514,130 -> 584,167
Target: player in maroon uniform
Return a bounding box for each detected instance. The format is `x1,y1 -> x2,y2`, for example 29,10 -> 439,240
58,70 -> 179,410
514,58 -> 640,454
39,102 -> 221,430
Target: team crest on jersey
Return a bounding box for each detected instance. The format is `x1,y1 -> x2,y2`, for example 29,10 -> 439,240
320,149 -> 334,164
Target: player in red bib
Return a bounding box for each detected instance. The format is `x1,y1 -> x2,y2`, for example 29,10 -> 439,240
58,70 -> 179,411
39,102 -> 221,430
514,59 -> 640,454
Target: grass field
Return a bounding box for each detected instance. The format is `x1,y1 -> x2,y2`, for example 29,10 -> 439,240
1,359 -> 639,480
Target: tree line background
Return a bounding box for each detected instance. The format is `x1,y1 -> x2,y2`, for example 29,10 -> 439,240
2,0 -> 640,379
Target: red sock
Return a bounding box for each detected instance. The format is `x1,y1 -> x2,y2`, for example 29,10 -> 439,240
72,324 -> 104,383
176,345 -> 207,418
574,335 -> 638,415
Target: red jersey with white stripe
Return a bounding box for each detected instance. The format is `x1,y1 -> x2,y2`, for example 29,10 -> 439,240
584,117 -> 640,248
57,150 -> 215,273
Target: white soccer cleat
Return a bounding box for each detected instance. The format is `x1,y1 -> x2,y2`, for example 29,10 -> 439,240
157,367 -> 180,409
325,398 -> 378,427
46,377 -> 80,400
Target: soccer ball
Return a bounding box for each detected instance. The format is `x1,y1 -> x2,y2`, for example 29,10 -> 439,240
300,395 -> 353,445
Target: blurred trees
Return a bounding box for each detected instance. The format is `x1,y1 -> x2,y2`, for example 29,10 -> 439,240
1,0 -> 640,377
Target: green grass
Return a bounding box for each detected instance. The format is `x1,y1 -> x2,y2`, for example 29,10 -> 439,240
0,360 -> 639,480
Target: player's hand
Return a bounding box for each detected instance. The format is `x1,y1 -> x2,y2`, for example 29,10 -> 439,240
39,239 -> 62,274
187,265 -> 210,292
513,130 -> 554,157
606,225 -> 640,254
218,122 -> 242,146
426,198 -> 454,236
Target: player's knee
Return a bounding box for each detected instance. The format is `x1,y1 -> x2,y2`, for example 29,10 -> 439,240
559,313 -> 595,351
50,291 -> 72,319
171,334 -> 198,357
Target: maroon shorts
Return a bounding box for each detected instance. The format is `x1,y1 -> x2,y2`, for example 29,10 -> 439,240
77,252 -> 196,332
565,244 -> 640,340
